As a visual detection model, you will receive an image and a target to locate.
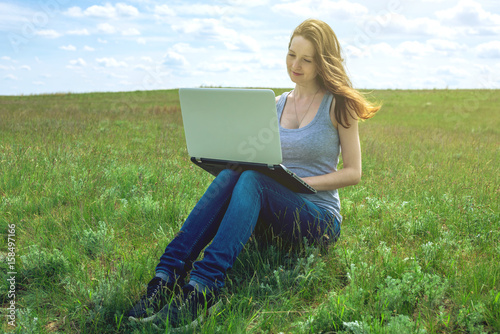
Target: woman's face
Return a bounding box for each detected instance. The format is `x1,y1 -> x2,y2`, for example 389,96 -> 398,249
286,35 -> 318,86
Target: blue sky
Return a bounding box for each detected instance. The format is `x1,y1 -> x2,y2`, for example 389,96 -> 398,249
1,0 -> 499,95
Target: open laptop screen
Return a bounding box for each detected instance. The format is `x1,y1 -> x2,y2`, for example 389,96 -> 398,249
179,88 -> 282,165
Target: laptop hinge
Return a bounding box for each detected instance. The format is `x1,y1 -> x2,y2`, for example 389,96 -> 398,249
267,164 -> 275,170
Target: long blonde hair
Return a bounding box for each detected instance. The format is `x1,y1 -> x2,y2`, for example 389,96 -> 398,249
289,19 -> 381,128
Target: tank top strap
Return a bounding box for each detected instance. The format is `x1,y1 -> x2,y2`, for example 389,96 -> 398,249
276,91 -> 290,120
317,91 -> 334,122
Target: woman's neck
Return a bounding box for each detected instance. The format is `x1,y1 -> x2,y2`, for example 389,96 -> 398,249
292,83 -> 323,99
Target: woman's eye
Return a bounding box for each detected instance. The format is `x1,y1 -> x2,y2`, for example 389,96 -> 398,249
304,59 -> 311,63
288,53 -> 295,57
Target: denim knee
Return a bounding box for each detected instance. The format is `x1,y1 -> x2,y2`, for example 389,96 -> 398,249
238,170 -> 264,185
217,168 -> 240,181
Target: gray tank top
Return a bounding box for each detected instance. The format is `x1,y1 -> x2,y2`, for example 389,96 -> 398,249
277,91 -> 342,222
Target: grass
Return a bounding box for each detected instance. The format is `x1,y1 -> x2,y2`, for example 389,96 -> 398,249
0,88 -> 499,333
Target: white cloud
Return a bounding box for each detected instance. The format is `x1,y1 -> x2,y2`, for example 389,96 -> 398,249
220,16 -> 263,30
122,28 -> 141,36
98,38 -> 108,44
396,41 -> 434,58
84,46 -> 95,51
272,0 -> 368,20
67,28 -> 90,36
344,38 -> 467,60
115,3 -> 140,16
33,81 -> 45,86
382,13 -> 457,38
173,4 -> 239,16
154,5 -> 176,17
191,54 -> 261,74
171,43 -> 206,54
473,64 -> 494,76
0,3 -> 36,30
427,39 -> 467,53
0,65 -> 15,70
466,26 -> 500,36
137,38 -> 146,45
97,23 -> 116,34
224,34 -> 260,52
133,64 -> 149,71
256,56 -> 283,70
476,41 -> 500,58
60,45 -> 77,51
19,65 -> 31,70
119,80 -> 133,86
96,57 -> 127,67
163,51 -> 189,67
108,72 -> 128,79
344,45 -> 370,59
346,40 -> 439,60
83,3 -> 116,19
172,18 -> 260,52
435,65 -> 470,78
65,3 -> 139,19
410,77 -> 448,89
35,30 -> 63,38
86,3 -> 136,19
435,0 -> 500,26
64,7 -> 84,17
69,58 -> 87,66
195,61 -> 233,73
225,0 -> 269,7
4,74 -> 18,80
370,42 -> 396,56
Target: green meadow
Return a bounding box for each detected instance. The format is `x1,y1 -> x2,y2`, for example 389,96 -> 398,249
0,89 -> 499,333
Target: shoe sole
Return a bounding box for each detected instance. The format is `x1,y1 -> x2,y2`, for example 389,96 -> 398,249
128,308 -> 166,323
128,314 -> 156,323
152,300 -> 222,331
128,308 -> 165,323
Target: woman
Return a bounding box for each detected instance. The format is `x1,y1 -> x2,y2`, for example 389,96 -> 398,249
128,18 -> 380,329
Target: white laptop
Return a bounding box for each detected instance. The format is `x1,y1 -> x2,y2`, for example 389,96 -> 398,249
178,88 -> 316,194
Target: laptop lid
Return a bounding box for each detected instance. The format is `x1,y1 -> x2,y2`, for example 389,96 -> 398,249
179,88 -> 282,165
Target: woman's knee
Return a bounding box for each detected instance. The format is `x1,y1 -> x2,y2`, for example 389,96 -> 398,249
218,168 -> 240,180
237,170 -> 265,187
240,170 -> 264,181
214,169 -> 241,187
231,170 -> 266,197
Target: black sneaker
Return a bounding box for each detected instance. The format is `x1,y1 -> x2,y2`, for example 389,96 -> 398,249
152,284 -> 221,330
128,277 -> 177,321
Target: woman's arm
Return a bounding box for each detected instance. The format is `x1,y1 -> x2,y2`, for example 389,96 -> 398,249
301,106 -> 362,191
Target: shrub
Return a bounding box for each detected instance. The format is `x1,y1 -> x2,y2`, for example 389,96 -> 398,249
20,244 -> 70,283
77,221 -> 115,258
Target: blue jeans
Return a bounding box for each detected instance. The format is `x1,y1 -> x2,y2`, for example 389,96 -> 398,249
155,169 -> 340,290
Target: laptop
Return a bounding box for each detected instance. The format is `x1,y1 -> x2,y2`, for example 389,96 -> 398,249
178,88 -> 316,194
